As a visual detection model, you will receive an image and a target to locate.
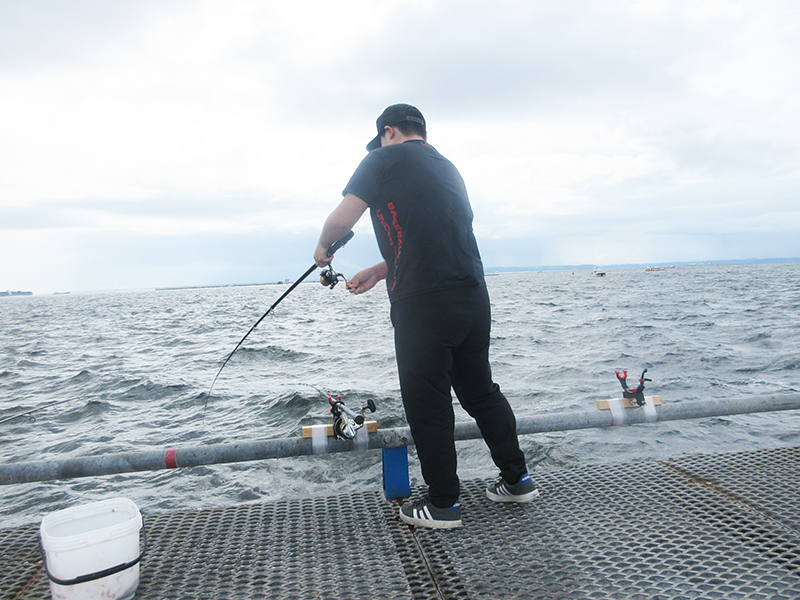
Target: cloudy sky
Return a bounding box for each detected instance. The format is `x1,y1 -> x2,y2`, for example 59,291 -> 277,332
1,0 -> 798,293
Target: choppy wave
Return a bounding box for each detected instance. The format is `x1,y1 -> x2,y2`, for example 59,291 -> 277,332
0,262 -> 799,527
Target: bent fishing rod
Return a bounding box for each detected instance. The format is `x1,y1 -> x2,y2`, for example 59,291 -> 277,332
205,231 -> 354,401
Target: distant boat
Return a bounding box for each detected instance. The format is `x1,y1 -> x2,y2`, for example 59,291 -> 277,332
645,267 -> 666,272
593,269 -> 606,277
0,290 -> 32,297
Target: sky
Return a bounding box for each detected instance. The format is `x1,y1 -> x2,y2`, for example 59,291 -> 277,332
1,0 -> 799,294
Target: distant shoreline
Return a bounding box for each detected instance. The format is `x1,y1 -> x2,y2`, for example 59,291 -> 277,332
484,256 -> 800,274
155,282 -> 283,291
0,290 -> 33,297
8,257 -> 799,296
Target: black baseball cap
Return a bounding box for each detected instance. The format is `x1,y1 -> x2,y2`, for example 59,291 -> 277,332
366,104 -> 426,151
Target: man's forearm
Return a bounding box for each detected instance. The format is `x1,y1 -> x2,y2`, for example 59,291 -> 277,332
315,193 -> 369,266
318,212 -> 355,251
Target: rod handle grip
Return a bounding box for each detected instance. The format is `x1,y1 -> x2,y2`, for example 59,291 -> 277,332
327,231 -> 354,257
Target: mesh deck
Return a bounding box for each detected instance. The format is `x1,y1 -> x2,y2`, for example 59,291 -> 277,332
415,448 -> 800,600
1,491 -> 414,600
2,446 -> 800,600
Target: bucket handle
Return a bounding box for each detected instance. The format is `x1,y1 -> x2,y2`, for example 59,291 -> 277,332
38,517 -> 147,586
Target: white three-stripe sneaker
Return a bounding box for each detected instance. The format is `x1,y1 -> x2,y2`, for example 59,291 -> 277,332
399,497 -> 462,528
486,473 -> 540,502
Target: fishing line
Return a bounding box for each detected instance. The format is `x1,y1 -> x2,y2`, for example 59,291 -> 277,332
204,231 -> 354,413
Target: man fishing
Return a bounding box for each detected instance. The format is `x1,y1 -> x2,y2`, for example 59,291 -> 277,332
314,104 -> 538,528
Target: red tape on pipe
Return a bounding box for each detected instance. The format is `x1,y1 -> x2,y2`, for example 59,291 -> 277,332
164,448 -> 177,469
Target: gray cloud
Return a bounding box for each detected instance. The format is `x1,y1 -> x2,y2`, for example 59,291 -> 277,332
257,1 -> 695,120
1,0 -> 798,292
0,193 -> 279,230
0,0 -> 175,72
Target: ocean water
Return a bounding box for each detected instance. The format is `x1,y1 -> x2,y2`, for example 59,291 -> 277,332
1,262 -> 799,527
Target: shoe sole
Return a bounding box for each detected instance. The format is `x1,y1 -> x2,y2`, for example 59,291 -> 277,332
398,508 -> 462,528
486,488 -> 540,503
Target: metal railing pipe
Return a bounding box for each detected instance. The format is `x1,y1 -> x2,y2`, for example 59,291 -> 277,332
1,394 -> 798,486
511,393 -> 800,435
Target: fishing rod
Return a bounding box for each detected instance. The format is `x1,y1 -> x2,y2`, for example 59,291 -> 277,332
0,398 -> 74,426
205,231 -> 355,401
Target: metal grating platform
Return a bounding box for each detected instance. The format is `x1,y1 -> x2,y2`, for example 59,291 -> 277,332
2,446 -> 800,600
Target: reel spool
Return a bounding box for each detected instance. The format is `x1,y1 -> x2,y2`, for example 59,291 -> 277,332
320,266 -> 346,289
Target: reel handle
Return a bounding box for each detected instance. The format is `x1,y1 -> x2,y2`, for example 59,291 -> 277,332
338,401 -> 365,425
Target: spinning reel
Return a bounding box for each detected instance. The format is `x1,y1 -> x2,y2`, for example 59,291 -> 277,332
320,266 -> 347,289
328,395 -> 377,440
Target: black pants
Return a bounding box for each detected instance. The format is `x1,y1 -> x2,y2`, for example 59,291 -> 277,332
391,285 -> 527,508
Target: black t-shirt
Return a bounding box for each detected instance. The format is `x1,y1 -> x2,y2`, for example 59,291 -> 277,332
343,140 -> 486,302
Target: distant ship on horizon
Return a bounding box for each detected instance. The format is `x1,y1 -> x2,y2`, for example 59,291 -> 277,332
0,290 -> 32,297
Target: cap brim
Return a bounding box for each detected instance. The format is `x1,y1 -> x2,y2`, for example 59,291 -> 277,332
366,133 -> 382,151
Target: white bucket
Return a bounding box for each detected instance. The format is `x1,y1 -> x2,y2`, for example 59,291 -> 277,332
39,498 -> 144,600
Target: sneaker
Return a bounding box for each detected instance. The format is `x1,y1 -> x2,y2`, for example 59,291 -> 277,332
399,497 -> 462,528
486,473 -> 540,503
